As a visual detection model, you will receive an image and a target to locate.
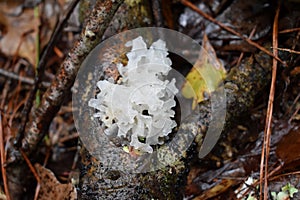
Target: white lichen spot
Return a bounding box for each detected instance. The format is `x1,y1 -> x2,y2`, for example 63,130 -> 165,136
88,36 -> 178,153
84,29 -> 95,38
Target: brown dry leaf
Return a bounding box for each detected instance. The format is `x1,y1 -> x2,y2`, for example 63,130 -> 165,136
185,167 -> 202,196
0,1 -> 59,66
193,179 -> 237,200
35,163 -> 77,200
0,3 -> 39,65
290,66 -> 300,76
276,128 -> 300,167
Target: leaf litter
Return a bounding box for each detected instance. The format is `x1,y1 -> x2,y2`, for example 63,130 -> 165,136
0,0 -> 59,66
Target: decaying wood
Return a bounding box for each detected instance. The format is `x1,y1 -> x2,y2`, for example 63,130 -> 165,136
78,46 -> 273,199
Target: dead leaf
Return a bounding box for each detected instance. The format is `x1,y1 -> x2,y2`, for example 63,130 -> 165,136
193,179 -> 237,200
276,128 -> 300,167
181,34 -> 226,109
0,5 -> 39,65
0,1 -> 59,66
185,167 -> 202,196
35,163 -> 77,200
290,66 -> 300,76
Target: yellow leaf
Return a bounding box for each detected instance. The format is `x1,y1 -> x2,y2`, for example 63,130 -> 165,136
181,34 -> 226,109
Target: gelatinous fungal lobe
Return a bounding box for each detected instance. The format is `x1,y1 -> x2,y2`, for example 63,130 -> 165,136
89,36 -> 178,153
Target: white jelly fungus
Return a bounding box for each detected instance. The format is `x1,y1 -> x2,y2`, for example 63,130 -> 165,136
88,36 -> 178,153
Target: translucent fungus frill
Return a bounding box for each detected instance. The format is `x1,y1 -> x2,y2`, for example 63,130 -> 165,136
88,36 -> 178,153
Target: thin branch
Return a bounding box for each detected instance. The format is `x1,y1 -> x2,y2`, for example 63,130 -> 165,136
285,93 -> 300,117
236,27 -> 257,66
259,3 -> 280,200
269,171 -> 300,182
19,0 -> 124,155
0,76 -> 10,110
288,105 -> 300,124
180,0 -> 286,66
6,1 -> 124,198
0,68 -> 34,84
15,0 -> 81,148
273,47 -> 300,54
151,0 -> 164,27
279,27 -> 300,34
0,113 -> 11,200
20,150 -> 41,200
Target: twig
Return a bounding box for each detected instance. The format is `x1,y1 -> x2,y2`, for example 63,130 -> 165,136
284,93 -> 300,117
0,68 -> 50,87
43,147 -> 51,166
0,68 -> 34,84
53,46 -> 64,58
288,105 -> 300,124
0,81 -> 9,111
19,0 -> 124,155
0,113 -> 11,200
180,0 -> 285,66
273,47 -> 300,54
6,1 -> 124,198
279,27 -> 300,34
71,146 -> 80,170
151,0 -> 164,27
269,170 -> 300,182
236,27 -> 257,66
20,150 -> 40,200
15,0 -> 81,148
259,3 -> 280,200
239,164 -> 283,200
59,132 -> 78,143
8,94 -> 29,127
34,184 -> 41,200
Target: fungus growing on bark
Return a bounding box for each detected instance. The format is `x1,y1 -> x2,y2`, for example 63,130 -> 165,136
88,36 -> 178,153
